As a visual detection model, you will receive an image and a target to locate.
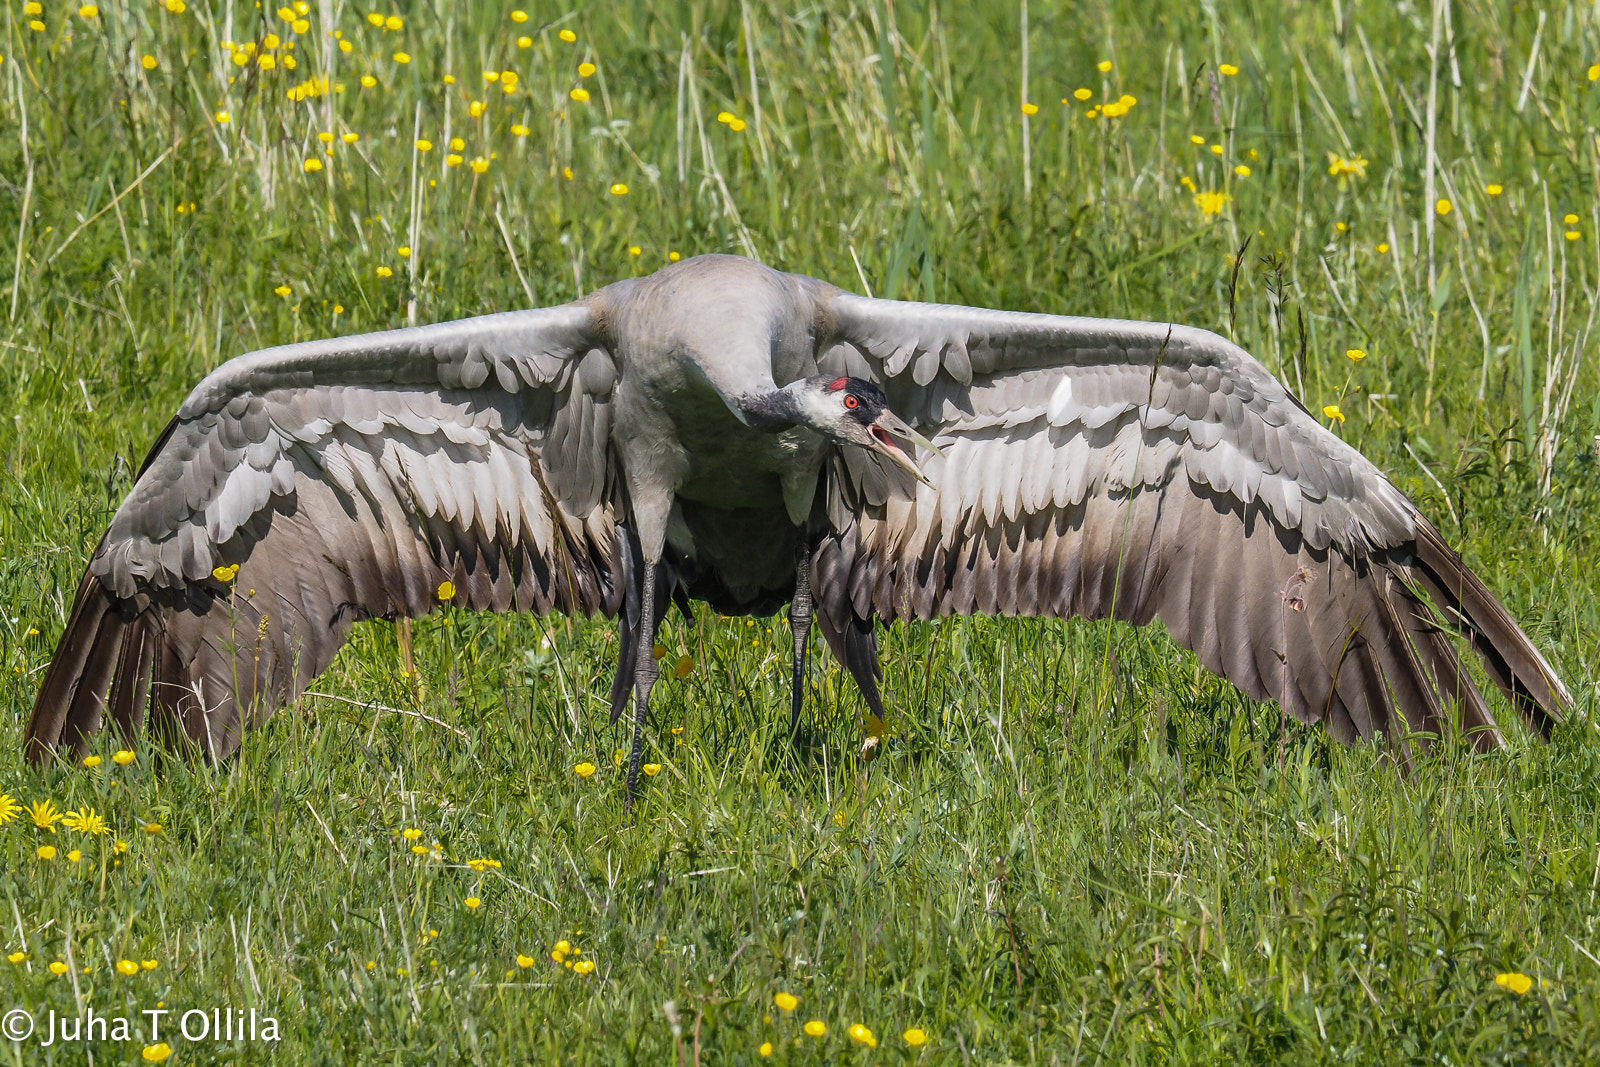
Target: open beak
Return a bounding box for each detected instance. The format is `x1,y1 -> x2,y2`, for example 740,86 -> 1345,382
866,410 -> 943,487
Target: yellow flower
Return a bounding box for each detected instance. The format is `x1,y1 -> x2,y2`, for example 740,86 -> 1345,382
516,953 -> 534,968
343,132 -> 359,144
28,799 -> 63,832
142,55 -> 159,71
1336,221 -> 1347,232
758,1043 -> 773,1058
570,88 -> 590,102
317,131 -> 334,144
0,794 -> 19,824
469,100 -> 485,117
141,959 -> 158,971
1435,198 -> 1451,216
339,40 -> 352,52
464,897 -> 481,910
37,845 -> 57,860
610,183 -> 628,195
668,251 -> 681,262
376,266 -> 393,278
803,1020 -> 826,1037
113,839 -> 127,853
1346,348 -> 1366,362
410,844 -> 429,855
1376,242 -> 1390,254
1193,190 -> 1230,216
215,110 -> 230,124
1209,143 -> 1223,155
1327,153 -> 1368,179
402,827 -> 422,841
559,29 -> 577,42
360,75 -> 377,88
1322,404 -> 1345,423
1567,231 -> 1581,241
512,10 -> 528,22
117,959 -> 140,976
470,157 -> 489,174
903,1028 -> 928,1046
1495,972 -> 1533,995
333,305 -> 345,314
78,5 -> 99,17
512,124 -> 529,136
448,137 -> 466,152
446,154 -> 463,167
81,755 -> 102,768
552,940 -> 571,960
264,33 -> 281,48
143,822 -> 163,834
142,1044 -> 172,1063
1565,213 -> 1579,225
48,961 -> 68,975
642,763 -> 661,776
774,992 -> 798,1011
292,18 -> 308,33
437,580 -> 455,601
393,52 -> 410,63
573,959 -> 595,974
258,55 -> 276,70
729,119 -> 746,131
7,951 -> 26,963
67,849 -> 81,862
1219,63 -> 1239,76
1097,60 -> 1112,72
366,12 -> 384,26
574,762 -> 597,778
1234,164 -> 1251,177
416,139 -> 433,151
1590,64 -> 1600,82
578,62 -> 596,77
1073,88 -> 1093,101
385,15 -> 403,30
63,807 -> 110,835
518,36 -> 532,48
1021,102 -> 1038,115
274,285 -> 292,298
303,158 -> 323,172
848,1024 -> 877,1047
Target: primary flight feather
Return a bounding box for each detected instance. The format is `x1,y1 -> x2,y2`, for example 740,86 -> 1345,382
26,254 -> 1570,796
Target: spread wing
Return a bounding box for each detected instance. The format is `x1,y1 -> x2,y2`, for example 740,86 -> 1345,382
28,304 -> 625,762
812,291 -> 1569,753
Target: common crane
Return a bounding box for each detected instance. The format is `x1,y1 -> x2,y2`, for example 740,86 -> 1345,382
25,254 -> 1570,799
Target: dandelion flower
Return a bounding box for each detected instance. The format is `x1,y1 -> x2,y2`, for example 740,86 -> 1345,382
415,139 -> 432,151
512,10 -> 528,22
437,580 -> 455,601
0,794 -> 20,825
1097,60 -> 1112,72
570,88 -> 590,102
303,158 -> 323,172
117,959 -> 140,976
464,897 -> 481,910
804,1020 -> 826,1037
1496,972 -> 1533,995
1435,198 -> 1451,216
37,845 -> 57,860
82,755 -> 102,768
49,961 -> 68,975
774,992 -> 798,1011
143,55 -> 159,70
1322,404 -> 1345,423
578,62 -> 595,77
1219,63 -> 1239,76
610,183 -> 628,195
28,799 -> 63,832
142,1044 -> 172,1063
574,762 -> 597,778
559,29 -> 577,42
1346,348 -> 1366,362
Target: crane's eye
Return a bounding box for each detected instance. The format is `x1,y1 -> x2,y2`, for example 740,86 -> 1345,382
843,394 -> 859,409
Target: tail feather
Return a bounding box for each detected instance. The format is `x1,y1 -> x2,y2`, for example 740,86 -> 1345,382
26,567 -> 129,764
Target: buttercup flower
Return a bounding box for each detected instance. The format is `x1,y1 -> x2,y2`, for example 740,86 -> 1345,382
804,1020 -> 826,1037
774,992 -> 798,1011
1323,404 -> 1345,423
904,1028 -> 929,1046
1496,972 -> 1533,995
117,959 -> 140,976
437,580 -> 455,601
1219,63 -> 1239,75
848,1024 -> 877,1047
1346,348 -> 1366,362
114,750 -> 135,765
574,762 -> 597,778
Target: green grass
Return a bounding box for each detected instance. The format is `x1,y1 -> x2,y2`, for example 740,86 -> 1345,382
1,0 -> 1599,1062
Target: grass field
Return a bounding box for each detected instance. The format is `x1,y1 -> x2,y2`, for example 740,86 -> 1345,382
1,0 -> 1599,1062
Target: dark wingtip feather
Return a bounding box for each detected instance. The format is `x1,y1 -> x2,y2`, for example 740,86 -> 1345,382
25,570 -> 122,765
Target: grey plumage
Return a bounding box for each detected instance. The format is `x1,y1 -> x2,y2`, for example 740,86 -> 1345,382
27,254 -> 1569,779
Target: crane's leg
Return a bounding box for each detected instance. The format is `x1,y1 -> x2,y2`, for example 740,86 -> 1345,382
624,557 -> 663,809
788,538 -> 812,741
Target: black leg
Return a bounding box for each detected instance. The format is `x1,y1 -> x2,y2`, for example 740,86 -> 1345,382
789,539 -> 813,740
625,557 -> 662,809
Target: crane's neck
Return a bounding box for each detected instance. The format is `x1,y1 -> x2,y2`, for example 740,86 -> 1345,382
733,379 -> 828,434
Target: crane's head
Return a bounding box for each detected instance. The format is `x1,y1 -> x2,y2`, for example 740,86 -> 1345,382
782,376 -> 941,486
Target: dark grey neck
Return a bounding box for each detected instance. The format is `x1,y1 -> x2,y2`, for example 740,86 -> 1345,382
736,386 -> 803,432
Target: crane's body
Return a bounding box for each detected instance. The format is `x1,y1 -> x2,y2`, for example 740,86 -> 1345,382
26,255 -> 1571,801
